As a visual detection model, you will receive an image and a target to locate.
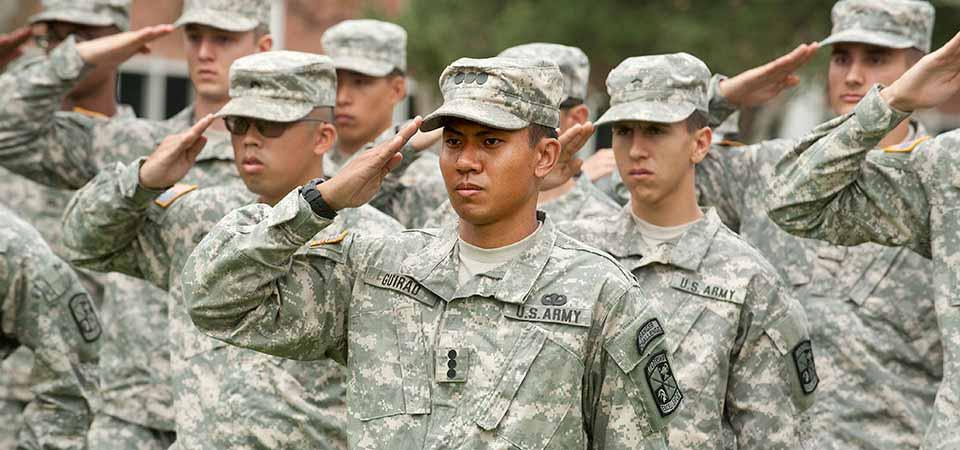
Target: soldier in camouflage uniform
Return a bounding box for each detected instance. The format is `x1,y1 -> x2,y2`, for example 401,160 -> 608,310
63,50 -> 403,450
183,56 -> 682,450
688,3 -> 942,449
0,1 -> 130,448
559,53 -> 817,450
321,19 -> 447,228
0,205 -> 102,450
424,43 -> 619,227
768,27 -> 960,450
0,2 -> 271,449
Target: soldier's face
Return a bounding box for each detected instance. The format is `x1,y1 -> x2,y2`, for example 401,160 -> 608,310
612,120 -> 710,209
335,70 -> 406,147
440,119 -> 555,226
229,114 -> 334,205
828,43 -> 915,115
184,25 -> 270,103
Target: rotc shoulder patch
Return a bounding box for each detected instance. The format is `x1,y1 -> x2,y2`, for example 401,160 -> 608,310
636,319 -> 664,355
69,293 -> 102,343
717,139 -> 746,147
883,136 -> 929,153
645,350 -> 682,417
154,184 -> 198,208
792,340 -> 819,395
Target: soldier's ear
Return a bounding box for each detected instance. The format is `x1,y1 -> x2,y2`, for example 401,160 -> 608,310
256,34 -> 273,52
690,126 -> 712,164
313,123 -> 337,156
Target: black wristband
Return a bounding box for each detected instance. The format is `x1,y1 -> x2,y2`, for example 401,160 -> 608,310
301,178 -> 338,220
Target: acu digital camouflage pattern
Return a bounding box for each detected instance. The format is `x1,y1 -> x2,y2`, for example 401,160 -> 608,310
61,147 -> 400,449
769,86 -> 960,450
174,0 -> 272,33
424,174 -> 620,228
0,205 -> 101,450
183,191 -> 683,449
30,0 -> 131,31
563,208 -> 816,449
596,53 -> 710,126
499,43 -> 590,103
693,121 -> 939,448
421,57 -> 564,131
215,51 -> 337,122
820,0 -> 935,52
321,19 -> 407,76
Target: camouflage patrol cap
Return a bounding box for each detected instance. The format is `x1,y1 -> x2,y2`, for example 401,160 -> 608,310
174,0 -> 271,33
821,0 -> 935,52
499,43 -> 589,106
214,51 -> 336,123
30,0 -> 131,31
321,19 -> 407,77
421,57 -> 563,132
596,53 -> 710,126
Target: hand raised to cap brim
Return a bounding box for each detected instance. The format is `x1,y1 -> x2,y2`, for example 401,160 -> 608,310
882,30 -> 960,112
719,42 -> 820,109
541,121 -> 595,192
0,27 -> 32,71
76,24 -> 175,70
317,117 -> 423,211
139,114 -> 218,190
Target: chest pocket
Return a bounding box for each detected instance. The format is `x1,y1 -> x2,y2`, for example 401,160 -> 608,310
349,268 -> 433,421
668,274 -> 745,350
472,324 -> 585,450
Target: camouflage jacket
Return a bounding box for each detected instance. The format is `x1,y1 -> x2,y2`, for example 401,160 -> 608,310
424,174 -> 620,227
769,86 -> 960,450
563,208 -> 816,450
183,191 -> 683,450
1,205 -> 102,450
61,159 -> 401,449
328,126 -> 448,228
699,119 -> 940,449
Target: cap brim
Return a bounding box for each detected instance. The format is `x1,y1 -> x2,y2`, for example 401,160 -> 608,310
30,10 -> 116,28
331,56 -> 396,77
821,30 -> 914,50
174,10 -> 259,33
214,96 -> 314,123
595,101 -> 696,127
421,98 -> 529,132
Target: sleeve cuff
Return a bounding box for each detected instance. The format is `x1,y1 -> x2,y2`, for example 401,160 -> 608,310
49,36 -> 89,82
707,74 -> 738,127
852,85 -> 912,139
266,188 -> 334,244
122,158 -> 165,207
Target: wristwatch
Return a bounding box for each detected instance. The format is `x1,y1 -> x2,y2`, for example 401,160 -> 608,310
301,178 -> 338,220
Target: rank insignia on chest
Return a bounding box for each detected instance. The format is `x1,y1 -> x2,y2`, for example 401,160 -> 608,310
792,340 -> 819,395
645,350 -> 682,417
436,347 -> 469,383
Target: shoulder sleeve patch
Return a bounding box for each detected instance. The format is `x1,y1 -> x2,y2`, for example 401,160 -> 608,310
883,135 -> 930,153
308,230 -> 349,247
72,106 -> 109,120
154,184 -> 198,209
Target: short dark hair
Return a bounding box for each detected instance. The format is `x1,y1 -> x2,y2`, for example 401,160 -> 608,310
684,111 -> 708,133
527,123 -> 559,148
253,24 -> 270,40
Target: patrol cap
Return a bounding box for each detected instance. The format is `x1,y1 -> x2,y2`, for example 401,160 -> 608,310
321,19 -> 407,77
214,51 -> 336,123
421,57 -> 564,132
595,53 -> 710,127
499,43 -> 590,106
30,0 -> 131,31
821,0 -> 935,53
174,0 -> 271,33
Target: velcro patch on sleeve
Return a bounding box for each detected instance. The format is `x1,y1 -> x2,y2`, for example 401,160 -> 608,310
792,340 -> 819,395
645,350 -> 683,417
636,319 -> 664,356
154,184 -> 198,208
69,293 -> 102,343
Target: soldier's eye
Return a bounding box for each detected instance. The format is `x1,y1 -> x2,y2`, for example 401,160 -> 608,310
483,138 -> 502,146
614,127 -> 632,136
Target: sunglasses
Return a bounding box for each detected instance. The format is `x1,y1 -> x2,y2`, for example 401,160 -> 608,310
223,116 -> 327,138
34,25 -> 103,51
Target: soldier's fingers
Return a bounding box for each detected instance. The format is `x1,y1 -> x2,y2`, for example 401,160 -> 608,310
372,117 -> 422,165
134,25 -> 175,46
0,27 -> 31,48
384,153 -> 404,173
185,114 -> 217,141
186,136 -> 208,161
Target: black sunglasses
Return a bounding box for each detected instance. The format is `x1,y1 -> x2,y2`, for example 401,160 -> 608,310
223,116 -> 327,138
